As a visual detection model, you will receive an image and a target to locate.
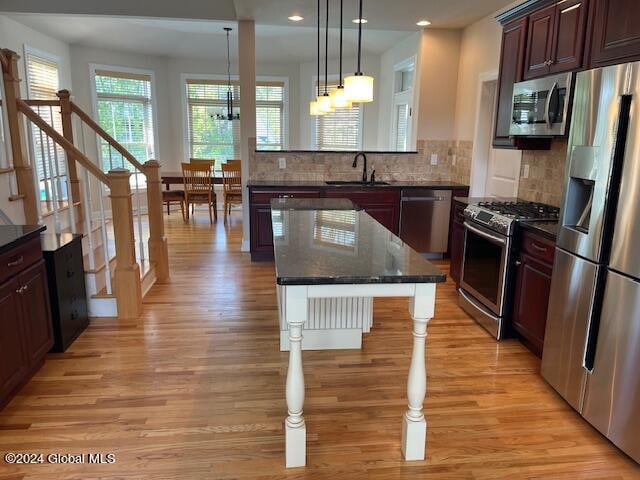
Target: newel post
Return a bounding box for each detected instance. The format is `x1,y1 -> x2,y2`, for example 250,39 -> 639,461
57,89 -> 82,219
108,169 -> 143,319
144,160 -> 169,283
1,49 -> 39,224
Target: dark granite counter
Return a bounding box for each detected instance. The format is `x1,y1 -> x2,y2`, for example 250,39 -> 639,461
519,221 -> 559,241
271,198 -> 446,286
0,225 -> 46,255
40,232 -> 83,252
249,180 -> 469,190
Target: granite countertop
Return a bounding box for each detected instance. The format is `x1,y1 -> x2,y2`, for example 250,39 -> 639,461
41,232 -> 83,252
249,180 -> 469,189
519,221 -> 559,241
271,198 -> 446,286
0,225 -> 47,255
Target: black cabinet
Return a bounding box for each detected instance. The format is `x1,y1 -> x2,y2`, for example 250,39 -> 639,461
41,233 -> 89,352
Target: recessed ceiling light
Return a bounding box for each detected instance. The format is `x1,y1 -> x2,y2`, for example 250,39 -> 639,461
288,15 -> 304,22
352,18 -> 368,24
416,20 -> 431,27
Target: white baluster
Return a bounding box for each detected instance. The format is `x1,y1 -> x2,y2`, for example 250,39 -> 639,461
43,124 -> 61,233
36,110 -> 52,216
283,285 -> 308,468
401,283 -> 436,461
24,114 -> 43,222
98,179 -> 112,295
134,166 -> 145,262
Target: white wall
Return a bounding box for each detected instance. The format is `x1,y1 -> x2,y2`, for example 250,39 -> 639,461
298,53 -> 381,150
453,15 -> 503,141
376,32 -> 420,150
415,28 -> 462,141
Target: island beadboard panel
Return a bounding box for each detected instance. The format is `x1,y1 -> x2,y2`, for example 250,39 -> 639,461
249,138 -> 473,185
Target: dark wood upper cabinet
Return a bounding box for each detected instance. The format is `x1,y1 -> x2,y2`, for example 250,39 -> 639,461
494,17 -> 528,148
589,0 -> 640,66
551,0 -> 589,72
524,0 -> 588,79
524,4 -> 557,78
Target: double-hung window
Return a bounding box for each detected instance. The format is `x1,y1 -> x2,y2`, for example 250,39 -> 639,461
186,79 -> 286,167
94,68 -> 155,187
314,81 -> 363,151
25,47 -> 67,213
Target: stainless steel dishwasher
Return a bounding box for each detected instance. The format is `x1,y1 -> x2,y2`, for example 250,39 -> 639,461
399,189 -> 452,254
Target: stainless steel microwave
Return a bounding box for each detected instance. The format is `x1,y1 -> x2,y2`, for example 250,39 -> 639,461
510,72 -> 573,137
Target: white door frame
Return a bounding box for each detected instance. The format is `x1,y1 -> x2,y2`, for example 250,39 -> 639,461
469,70 -> 498,197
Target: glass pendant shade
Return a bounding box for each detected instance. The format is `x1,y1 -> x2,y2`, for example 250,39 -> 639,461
330,86 -> 352,108
317,94 -> 334,113
344,73 -> 374,103
309,100 -> 325,116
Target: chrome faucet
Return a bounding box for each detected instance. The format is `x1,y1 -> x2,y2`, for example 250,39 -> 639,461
352,152 -> 368,183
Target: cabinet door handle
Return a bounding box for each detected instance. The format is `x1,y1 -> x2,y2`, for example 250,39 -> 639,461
15,285 -> 27,294
530,242 -> 548,253
67,270 -> 75,278
8,256 -> 24,267
515,260 -> 522,267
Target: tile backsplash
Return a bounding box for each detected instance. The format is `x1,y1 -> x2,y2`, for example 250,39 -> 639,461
249,138 -> 473,184
518,140 -> 568,207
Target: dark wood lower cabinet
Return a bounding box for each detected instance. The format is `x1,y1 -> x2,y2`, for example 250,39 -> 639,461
0,233 -> 53,410
448,198 -> 467,287
325,189 -> 400,235
512,230 -> 554,357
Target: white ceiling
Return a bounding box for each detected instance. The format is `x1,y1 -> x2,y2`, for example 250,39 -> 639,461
0,0 -> 517,29
5,14 -> 416,63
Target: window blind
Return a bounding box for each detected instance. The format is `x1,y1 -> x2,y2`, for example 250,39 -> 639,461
25,50 -> 67,208
256,83 -> 285,151
95,70 -> 154,180
315,81 -> 362,151
394,104 -> 409,151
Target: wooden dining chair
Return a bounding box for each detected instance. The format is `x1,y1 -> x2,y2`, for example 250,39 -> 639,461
181,162 -> 217,223
162,189 -> 186,221
221,160 -> 242,223
190,158 -> 216,172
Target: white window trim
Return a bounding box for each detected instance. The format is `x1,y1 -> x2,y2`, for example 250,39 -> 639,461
390,56 -> 416,152
311,74 -> 364,151
89,63 -> 160,167
0,70 -> 11,169
180,73 -> 290,162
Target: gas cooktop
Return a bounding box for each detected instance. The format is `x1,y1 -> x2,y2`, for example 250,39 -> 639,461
464,200 -> 560,236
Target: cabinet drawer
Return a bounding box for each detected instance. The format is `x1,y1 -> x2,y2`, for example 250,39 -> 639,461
0,237 -> 43,285
250,189 -> 322,204
521,232 -> 554,264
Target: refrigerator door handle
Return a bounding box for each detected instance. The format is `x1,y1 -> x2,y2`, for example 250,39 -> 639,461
582,267 -> 608,372
545,82 -> 558,127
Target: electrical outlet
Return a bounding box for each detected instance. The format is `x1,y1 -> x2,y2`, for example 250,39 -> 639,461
451,154 -> 457,166
523,164 -> 530,179
278,157 -> 286,169
430,154 -> 438,165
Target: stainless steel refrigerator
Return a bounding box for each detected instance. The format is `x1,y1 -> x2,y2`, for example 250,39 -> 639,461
541,62 -> 640,464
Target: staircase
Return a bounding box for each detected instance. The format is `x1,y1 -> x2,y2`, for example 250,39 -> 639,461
1,48 -> 169,319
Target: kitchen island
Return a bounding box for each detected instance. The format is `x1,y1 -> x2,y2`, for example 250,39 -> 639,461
272,198 -> 446,467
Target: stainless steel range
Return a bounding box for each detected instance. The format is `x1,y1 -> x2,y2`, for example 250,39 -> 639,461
458,200 -> 559,339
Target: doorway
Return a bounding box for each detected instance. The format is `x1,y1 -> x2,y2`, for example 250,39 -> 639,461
470,74 -> 522,197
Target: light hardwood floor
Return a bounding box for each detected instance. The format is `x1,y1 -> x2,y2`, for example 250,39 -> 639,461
1,213 -> 639,479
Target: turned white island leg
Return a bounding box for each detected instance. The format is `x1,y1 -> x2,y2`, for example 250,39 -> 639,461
402,283 -> 436,461
282,285 -> 308,468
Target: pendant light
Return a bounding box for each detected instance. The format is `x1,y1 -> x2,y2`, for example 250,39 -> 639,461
216,28 -> 240,121
344,0 -> 374,103
330,0 -> 352,109
309,0 -> 325,116
317,0 -> 334,113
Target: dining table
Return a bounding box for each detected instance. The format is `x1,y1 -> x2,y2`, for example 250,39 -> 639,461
160,171 -> 224,190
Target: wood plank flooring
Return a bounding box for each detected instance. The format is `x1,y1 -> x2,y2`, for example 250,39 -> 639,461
1,213 -> 638,479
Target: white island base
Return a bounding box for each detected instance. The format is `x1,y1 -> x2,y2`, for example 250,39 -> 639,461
279,282 -> 436,468
278,294 -> 373,351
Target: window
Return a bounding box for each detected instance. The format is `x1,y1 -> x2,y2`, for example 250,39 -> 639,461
93,68 -> 155,187
394,104 -> 409,151
25,47 -> 68,212
185,79 -> 285,166
391,58 -> 415,152
315,81 -> 362,151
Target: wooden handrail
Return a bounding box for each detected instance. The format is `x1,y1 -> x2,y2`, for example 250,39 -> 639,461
0,49 -> 8,72
17,99 -> 110,185
23,99 -> 61,107
70,101 -> 148,175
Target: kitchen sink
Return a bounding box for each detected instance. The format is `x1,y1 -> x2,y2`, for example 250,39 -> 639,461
325,180 -> 390,186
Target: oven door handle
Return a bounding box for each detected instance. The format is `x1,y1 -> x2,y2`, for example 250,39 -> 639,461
464,221 -> 507,245
545,82 -> 558,127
